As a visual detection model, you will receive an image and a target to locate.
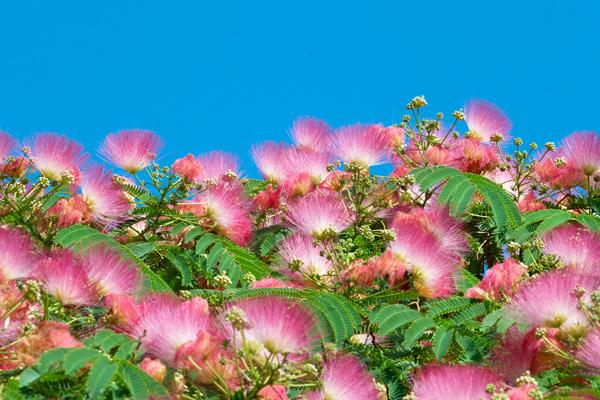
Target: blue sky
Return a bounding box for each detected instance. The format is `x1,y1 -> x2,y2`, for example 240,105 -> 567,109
0,1 -> 598,176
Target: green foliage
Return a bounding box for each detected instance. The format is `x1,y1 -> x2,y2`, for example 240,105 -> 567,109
18,330 -> 168,399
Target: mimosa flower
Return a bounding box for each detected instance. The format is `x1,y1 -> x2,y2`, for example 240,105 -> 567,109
100,129 -> 162,173
29,133 -> 88,180
464,98 -> 512,142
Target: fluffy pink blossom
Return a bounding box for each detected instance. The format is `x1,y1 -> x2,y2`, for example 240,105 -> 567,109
278,233 -> 332,276
517,191 -> 545,212
225,297 -> 317,355
532,156 -> 583,189
78,244 -> 142,297
258,385 -> 288,400
46,195 -> 92,227
252,141 -> 289,182
0,281 -> 39,348
80,165 -> 132,223
172,154 -> 203,182
290,117 -> 332,152
250,277 -> 300,289
389,223 -> 458,298
542,225 -> 600,275
576,328 -> 600,372
305,354 -> 380,400
0,131 -> 15,160
409,364 -> 503,400
100,129 -> 162,173
0,226 -> 39,280
282,172 -> 314,198
560,131 -> 600,177
184,182 -> 252,245
196,151 -> 240,182
343,249 -> 406,288
450,138 -> 499,173
14,321 -> 83,367
253,184 -> 282,211
507,268 -> 599,334
464,99 -> 512,142
114,294 -> 216,366
465,258 -> 527,301
29,133 -> 87,180
285,191 -> 355,238
283,148 -> 330,184
1,156 -> 29,178
37,250 -> 97,305
139,357 -> 167,383
331,123 -> 388,168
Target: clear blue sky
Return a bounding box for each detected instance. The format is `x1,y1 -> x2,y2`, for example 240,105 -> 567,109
0,1 -> 598,176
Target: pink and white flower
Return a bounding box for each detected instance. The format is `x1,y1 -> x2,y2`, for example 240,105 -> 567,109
100,129 -> 162,173
172,154 -> 204,182
542,225 -> 600,275
576,328 -> 600,372
37,250 -> 97,305
0,131 -> 16,161
465,258 -> 528,301
560,131 -> 600,177
331,124 -> 388,168
305,354 -> 379,400
197,151 -> 240,182
285,191 -> 354,238
278,233 -> 332,276
290,117 -> 332,152
464,99 -> 512,142
80,165 -> 132,223
29,133 -> 87,180
0,226 -> 39,281
409,364 -> 503,400
252,141 -> 289,182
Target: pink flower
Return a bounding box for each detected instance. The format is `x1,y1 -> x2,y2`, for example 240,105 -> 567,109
409,364 -> 503,400
283,148 -> 330,184
78,244 -> 142,297
116,294 -> 216,366
576,328 -> 600,372
139,357 -> 167,383
253,184 -> 282,211
46,195 -> 92,227
172,154 -> 203,182
542,225 -> 600,275
80,165 -> 132,223
532,156 -> 583,189
560,131 -> 600,177
184,182 -> 252,245
252,141 -> 289,182
507,268 -> 599,334
450,138 -> 499,173
506,384 -> 539,400
464,99 -> 512,142
290,117 -> 332,152
279,233 -> 332,276
100,129 -> 162,173
343,249 -> 406,288
517,191 -> 545,212
29,133 -> 87,180
196,151 -> 240,182
37,250 -> 97,305
15,321 -> 82,367
305,354 -> 379,400
331,124 -> 388,168
1,156 -> 29,178
225,297 -> 317,355
389,224 -> 458,298
465,258 -> 527,301
285,191 -> 354,238
0,131 -> 16,160
0,226 -> 39,281
258,385 -> 288,400
250,278 -> 299,289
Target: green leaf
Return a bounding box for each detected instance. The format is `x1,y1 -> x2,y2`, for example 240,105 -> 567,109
578,214 -> 600,232
120,363 -> 169,400
427,297 -> 471,318
18,368 -> 41,387
402,317 -> 435,349
184,227 -> 205,243
450,303 -> 487,326
63,348 -> 102,375
165,250 -> 193,287
466,174 -> 522,232
370,304 -> 421,336
195,233 -> 216,254
85,356 -> 118,399
480,308 -> 504,332
431,326 -> 454,360
125,242 -> 156,258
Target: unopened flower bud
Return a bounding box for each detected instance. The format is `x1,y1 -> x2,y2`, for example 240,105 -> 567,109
544,142 -> 556,151
452,110 -> 465,120
490,133 -> 504,143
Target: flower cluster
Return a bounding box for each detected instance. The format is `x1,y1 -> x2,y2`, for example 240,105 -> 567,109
0,98 -> 599,399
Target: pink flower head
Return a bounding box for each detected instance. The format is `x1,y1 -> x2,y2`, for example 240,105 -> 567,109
409,364 -> 503,400
285,191 -> 354,238
332,123 -> 388,168
37,250 -> 97,305
0,226 -> 39,281
29,133 -> 87,180
464,99 -> 512,142
343,249 -> 406,288
465,258 -> 527,301
290,117 -> 333,152
517,191 -> 545,213
118,294 -> 215,365
532,155 -> 583,189
46,195 -> 92,227
284,148 -> 330,184
100,129 -> 162,173
258,385 -> 288,400
542,225 -> 600,275
305,354 -> 379,400
0,281 -> 39,347
389,223 -> 458,298
225,297 -> 317,355
1,156 -> 29,178
507,268 -> 599,334
560,131 -> 600,176
139,357 -> 167,383
576,328 -> 600,372
78,244 -> 142,297
172,154 -> 203,182
188,182 -> 252,245
279,233 -> 332,276
252,141 -> 289,182
197,151 -> 240,182
253,184 -> 282,211
450,138 -> 499,173
80,165 -> 132,223
250,277 -> 300,289
0,131 -> 16,160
